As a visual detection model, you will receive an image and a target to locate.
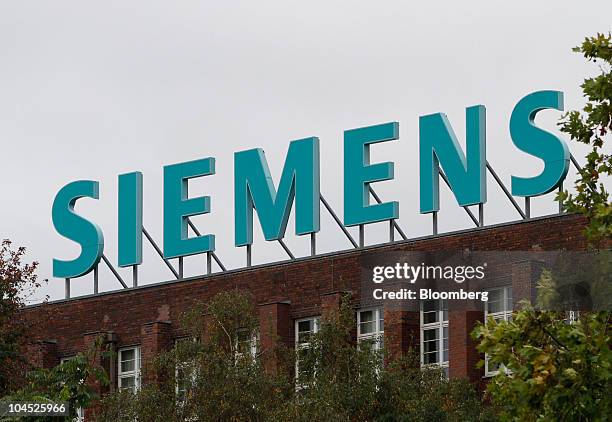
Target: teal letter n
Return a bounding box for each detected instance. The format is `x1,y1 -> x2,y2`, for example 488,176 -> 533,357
419,105 -> 487,213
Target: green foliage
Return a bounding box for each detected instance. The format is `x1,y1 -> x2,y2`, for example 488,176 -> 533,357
558,32 -> 612,244
1,240 -> 107,420
97,291 -> 491,421
284,296 -> 491,422
96,290 -> 292,422
0,239 -> 46,395
476,47 -> 612,416
535,253 -> 612,312
472,309 -> 611,421
1,338 -> 109,421
277,297 -> 382,421
377,354 -> 495,422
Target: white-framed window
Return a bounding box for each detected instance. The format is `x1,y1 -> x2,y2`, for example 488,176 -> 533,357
176,363 -> 194,404
235,328 -> 259,360
484,286 -> 513,376
118,346 -> 141,392
59,356 -> 85,422
564,310 -> 580,324
295,317 -> 320,348
295,317 -> 319,384
420,299 -> 449,377
174,338 -> 196,404
357,308 -> 384,351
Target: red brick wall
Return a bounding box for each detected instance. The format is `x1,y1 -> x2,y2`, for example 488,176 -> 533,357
27,340 -> 58,369
23,214 -> 590,388
258,299 -> 292,374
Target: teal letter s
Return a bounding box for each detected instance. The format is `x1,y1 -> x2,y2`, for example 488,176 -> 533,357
52,180 -> 104,278
510,90 -> 569,197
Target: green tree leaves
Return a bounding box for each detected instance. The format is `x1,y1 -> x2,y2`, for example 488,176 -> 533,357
475,34 -> 612,419
97,291 -> 490,421
0,239 -> 44,396
1,338 -> 109,422
472,310 -> 611,421
558,32 -> 612,245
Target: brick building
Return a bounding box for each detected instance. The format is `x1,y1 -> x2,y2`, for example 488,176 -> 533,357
23,213 -> 589,418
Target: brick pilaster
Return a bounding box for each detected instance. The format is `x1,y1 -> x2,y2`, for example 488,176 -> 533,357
27,340 -> 58,369
258,299 -> 292,374
140,321 -> 173,386
449,310 -> 484,385
512,259 -> 545,308
384,309 -> 419,362
82,331 -> 115,421
321,290 -> 350,320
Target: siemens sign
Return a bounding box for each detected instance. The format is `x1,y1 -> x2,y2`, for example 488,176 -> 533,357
52,90 -> 569,279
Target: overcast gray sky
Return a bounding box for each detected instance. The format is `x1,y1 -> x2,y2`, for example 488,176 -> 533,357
1,1 -> 610,303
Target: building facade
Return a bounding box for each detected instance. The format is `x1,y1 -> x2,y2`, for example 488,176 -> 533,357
24,213 -> 590,418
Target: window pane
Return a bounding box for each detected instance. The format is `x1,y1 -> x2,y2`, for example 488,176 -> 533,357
121,358 -> 135,373
379,314 -> 384,332
297,332 -> 311,344
423,311 -> 438,324
359,337 -> 376,351
423,328 -> 439,342
236,330 -> 255,356
121,348 -> 134,362
424,341 -> 439,354
488,288 -> 502,303
359,310 -> 374,323
120,376 -> 135,389
360,321 -> 376,335
438,299 -> 448,321
423,351 -> 438,364
442,326 -> 449,362
487,289 -> 503,314
297,319 -> 317,344
298,320 -> 312,333
296,348 -> 314,380
120,349 -> 136,374
423,326 -> 439,364
176,365 -> 192,402
440,299 -> 448,312
237,340 -> 250,355
121,349 -> 134,361
423,300 -> 437,312
506,287 -> 513,310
